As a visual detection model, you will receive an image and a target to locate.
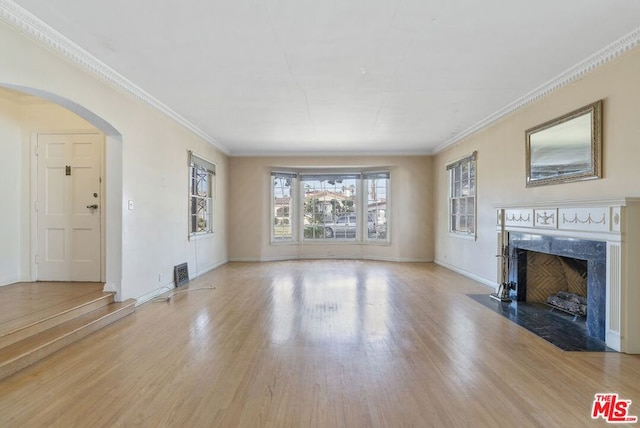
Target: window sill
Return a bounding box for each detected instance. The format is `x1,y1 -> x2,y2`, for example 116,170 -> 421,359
270,239 -> 390,246
189,232 -> 214,241
449,232 -> 476,241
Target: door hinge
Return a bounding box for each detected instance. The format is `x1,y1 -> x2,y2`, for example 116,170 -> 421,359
35,144 -> 38,157
35,254 -> 38,265
34,201 -> 38,212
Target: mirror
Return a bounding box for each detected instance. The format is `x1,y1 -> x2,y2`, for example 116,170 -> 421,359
526,100 -> 602,187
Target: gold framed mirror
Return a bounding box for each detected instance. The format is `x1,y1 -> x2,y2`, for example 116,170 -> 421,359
526,100 -> 602,187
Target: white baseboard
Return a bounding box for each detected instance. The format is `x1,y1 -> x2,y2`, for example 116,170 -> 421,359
434,259 -> 497,289
229,256 -> 432,263
136,284 -> 176,306
137,259 -> 228,306
192,258 -> 228,278
0,275 -> 20,287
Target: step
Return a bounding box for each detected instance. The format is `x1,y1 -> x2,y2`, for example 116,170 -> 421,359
0,291 -> 114,350
0,299 -> 136,381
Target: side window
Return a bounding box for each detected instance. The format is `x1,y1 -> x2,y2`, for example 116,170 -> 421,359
189,152 -> 215,237
272,172 -> 296,242
447,152 -> 476,238
364,172 -> 390,241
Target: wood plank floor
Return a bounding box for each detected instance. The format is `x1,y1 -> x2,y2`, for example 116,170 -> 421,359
0,261 -> 638,427
0,282 -> 105,327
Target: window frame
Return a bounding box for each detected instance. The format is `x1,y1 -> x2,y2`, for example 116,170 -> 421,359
299,172 -> 361,241
269,169 -> 390,244
271,171 -> 297,243
363,171 -> 390,243
447,152 -> 477,239
188,151 -> 216,239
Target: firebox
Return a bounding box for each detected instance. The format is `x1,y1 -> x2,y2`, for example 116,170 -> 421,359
507,233 -> 606,341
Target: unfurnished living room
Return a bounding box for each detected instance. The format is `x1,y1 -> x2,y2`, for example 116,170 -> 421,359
1,1 -> 640,426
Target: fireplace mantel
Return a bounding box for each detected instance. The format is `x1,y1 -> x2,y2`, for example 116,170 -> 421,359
496,198 -> 640,353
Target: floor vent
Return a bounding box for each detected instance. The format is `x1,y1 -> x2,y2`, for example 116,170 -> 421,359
174,263 -> 189,287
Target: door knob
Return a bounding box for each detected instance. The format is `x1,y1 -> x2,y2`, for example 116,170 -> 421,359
86,204 -> 99,209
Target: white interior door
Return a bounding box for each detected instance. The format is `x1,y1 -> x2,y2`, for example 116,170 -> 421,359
37,133 -> 102,281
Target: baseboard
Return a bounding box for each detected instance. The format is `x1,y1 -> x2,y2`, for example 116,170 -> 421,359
434,259 -> 497,289
137,259 -> 228,306
364,256 -> 433,263
0,275 -> 21,287
192,258 -> 228,278
136,284 -> 176,306
229,256 -> 432,263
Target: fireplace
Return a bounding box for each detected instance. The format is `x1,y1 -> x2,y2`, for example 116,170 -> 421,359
497,198 -> 640,353
507,233 -> 606,341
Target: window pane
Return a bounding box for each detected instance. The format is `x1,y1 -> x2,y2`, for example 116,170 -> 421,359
448,155 -> 476,237
468,216 -> 475,234
273,176 -> 293,240
189,166 -> 213,236
451,199 -> 459,215
366,177 -> 388,240
302,176 -> 357,240
459,215 -> 467,231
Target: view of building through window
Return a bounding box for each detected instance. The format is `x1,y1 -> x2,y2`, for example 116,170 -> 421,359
272,171 -> 389,242
272,172 -> 294,241
365,172 -> 389,241
302,174 -> 358,239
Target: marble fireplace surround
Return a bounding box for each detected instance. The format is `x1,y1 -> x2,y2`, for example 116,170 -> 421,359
497,198 -> 640,353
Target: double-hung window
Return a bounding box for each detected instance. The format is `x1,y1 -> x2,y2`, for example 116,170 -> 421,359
447,152 -> 476,237
189,152 -> 215,237
364,171 -> 389,241
272,171 -> 297,241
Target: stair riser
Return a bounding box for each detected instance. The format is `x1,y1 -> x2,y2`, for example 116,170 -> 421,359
0,303 -> 134,381
0,295 -> 114,350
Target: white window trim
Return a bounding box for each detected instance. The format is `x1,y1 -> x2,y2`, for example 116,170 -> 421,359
299,172 -> 362,242
269,168 -> 391,245
271,171 -> 297,243
447,152 -> 477,240
363,171 -> 391,244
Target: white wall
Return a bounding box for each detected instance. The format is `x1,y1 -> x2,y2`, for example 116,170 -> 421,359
0,90 -> 22,285
0,21 -> 228,301
433,46 -> 640,286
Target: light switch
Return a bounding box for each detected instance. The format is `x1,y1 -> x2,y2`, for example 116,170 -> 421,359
128,200 -> 134,210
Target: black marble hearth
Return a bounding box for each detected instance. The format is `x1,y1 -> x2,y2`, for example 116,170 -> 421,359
508,233 -> 606,341
468,294 -> 613,352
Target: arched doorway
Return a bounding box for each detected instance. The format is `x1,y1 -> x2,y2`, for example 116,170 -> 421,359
0,84 -> 124,300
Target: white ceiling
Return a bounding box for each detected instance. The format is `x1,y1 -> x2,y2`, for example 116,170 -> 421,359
7,0 -> 640,155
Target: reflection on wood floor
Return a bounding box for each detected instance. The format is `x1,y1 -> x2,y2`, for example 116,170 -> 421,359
0,261 -> 639,427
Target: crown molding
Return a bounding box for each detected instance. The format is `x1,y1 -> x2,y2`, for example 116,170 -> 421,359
434,26 -> 640,154
0,0 -> 230,155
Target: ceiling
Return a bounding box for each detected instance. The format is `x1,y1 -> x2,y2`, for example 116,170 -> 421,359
6,1 -> 640,155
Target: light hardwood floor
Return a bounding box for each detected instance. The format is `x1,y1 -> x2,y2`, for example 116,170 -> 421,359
0,261 -> 638,427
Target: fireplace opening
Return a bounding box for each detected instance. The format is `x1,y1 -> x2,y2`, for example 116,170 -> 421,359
525,252 -> 588,317
508,233 -> 606,342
